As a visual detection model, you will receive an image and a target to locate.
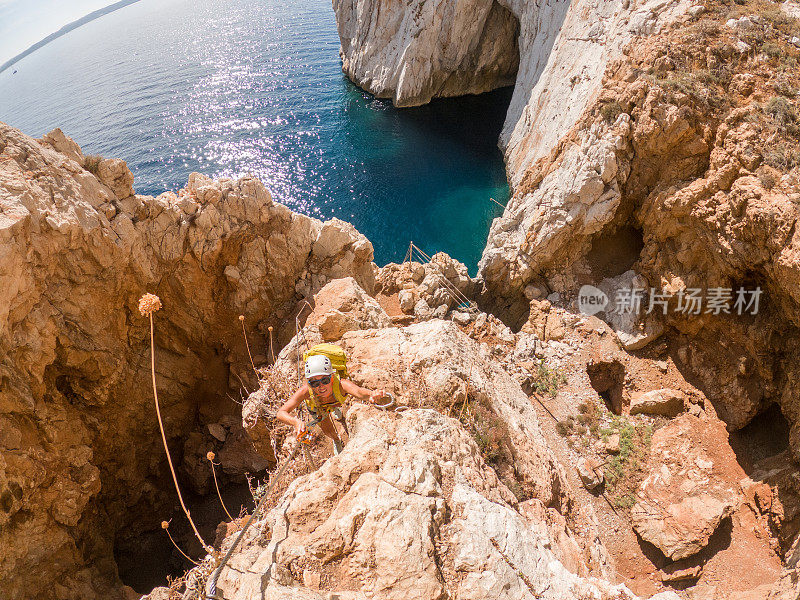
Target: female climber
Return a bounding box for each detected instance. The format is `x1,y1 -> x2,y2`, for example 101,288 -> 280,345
276,353 -> 388,454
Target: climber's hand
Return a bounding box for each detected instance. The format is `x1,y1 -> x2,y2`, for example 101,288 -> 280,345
369,389 -> 387,404
294,421 -> 306,439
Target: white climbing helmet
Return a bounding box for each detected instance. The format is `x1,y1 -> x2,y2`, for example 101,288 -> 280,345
305,354 -> 334,379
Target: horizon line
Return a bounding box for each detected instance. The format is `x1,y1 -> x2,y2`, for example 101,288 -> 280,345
0,0 -> 143,75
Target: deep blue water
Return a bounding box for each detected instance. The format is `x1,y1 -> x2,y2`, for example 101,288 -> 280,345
0,0 -> 510,271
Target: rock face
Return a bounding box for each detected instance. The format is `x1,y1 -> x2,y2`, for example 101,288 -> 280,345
333,0 -> 520,107
330,0 -> 800,462
0,123 -> 376,599
211,405 -> 641,600
261,303 -> 573,515
304,276 -> 391,341
631,415 -> 743,560
629,389 -> 686,418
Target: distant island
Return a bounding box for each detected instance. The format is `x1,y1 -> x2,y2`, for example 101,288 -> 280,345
0,0 -> 142,74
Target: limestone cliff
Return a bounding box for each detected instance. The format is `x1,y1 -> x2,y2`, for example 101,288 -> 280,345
333,0 -> 520,106
331,0 -> 800,458
478,2 -> 800,454
0,123 -> 375,599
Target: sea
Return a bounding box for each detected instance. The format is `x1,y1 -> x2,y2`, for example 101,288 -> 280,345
0,0 -> 511,272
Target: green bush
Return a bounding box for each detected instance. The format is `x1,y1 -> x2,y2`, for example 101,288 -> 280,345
603,416 -> 653,506
532,360 -> 567,397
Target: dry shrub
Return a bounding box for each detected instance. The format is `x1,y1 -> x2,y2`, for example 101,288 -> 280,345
764,142 -> 800,170
600,100 -> 624,123
765,96 -> 800,134
83,154 -> 102,175
759,170 -> 778,190
454,390 -> 530,500
253,365 -> 298,453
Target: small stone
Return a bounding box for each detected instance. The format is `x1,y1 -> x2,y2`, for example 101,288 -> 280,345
224,265 -> 241,283
433,304 -> 448,319
792,37 -> 800,48
655,360 -> 669,373
545,312 -> 566,341
452,311 -> 471,326
576,457 -> 604,490
414,298 -> 434,319
547,292 -> 561,304
603,434 -> 620,454
661,564 -> 702,583
496,324 -> 516,343
398,289 -> 416,313
302,569 -> 321,589
688,5 -> 706,16
731,73 -> 756,97
524,284 -> 545,300
735,39 -> 752,54
207,423 -> 227,442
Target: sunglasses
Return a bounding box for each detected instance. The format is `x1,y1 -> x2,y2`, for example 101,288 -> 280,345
308,375 -> 332,387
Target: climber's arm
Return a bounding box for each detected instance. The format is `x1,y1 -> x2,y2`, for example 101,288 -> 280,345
276,385 -> 310,437
340,379 -> 387,404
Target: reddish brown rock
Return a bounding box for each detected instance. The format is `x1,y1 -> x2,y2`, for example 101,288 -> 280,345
632,415 -> 743,560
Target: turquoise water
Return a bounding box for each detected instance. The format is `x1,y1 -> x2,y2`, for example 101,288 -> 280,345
0,0 -> 510,271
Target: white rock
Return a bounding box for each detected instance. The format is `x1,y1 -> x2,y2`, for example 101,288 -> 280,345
630,389 -> 686,417
576,457 -> 604,490
333,0 -> 519,107
414,298 -> 434,319
783,0 -> 800,19
595,270 -> 665,350
452,311 -> 471,325
433,304 -> 448,319
398,289 -> 416,313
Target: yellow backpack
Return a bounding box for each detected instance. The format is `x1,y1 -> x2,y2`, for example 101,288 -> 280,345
303,343 -> 348,413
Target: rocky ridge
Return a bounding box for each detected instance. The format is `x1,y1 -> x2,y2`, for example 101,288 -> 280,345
0,123 -> 375,599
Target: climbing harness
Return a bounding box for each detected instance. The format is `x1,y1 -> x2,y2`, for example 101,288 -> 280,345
205,414 -> 323,600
